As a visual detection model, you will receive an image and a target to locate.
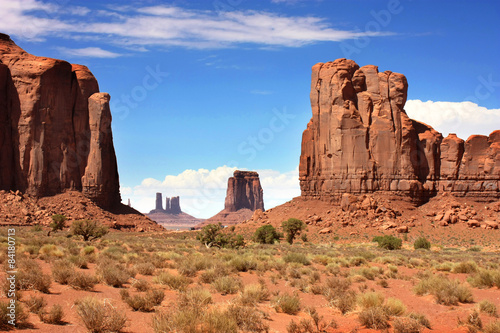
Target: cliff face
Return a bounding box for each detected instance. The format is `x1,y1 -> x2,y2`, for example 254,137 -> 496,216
224,170 -> 264,212
0,34 -> 120,208
299,58 -> 499,201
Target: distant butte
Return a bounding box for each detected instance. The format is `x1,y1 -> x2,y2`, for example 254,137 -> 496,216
148,193 -> 204,229
202,170 -> 265,226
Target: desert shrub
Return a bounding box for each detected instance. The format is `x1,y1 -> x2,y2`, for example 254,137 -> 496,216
414,274 -> 473,305
39,244 -> 64,259
212,276 -> 242,294
17,260 -> 52,293
75,296 -> 127,333
468,269 -> 498,288
97,263 -> 130,288
334,291 -> 357,315
178,288 -> 212,311
373,235 -> 402,250
273,293 -> 301,314
0,301 -> 29,329
52,260 -> 74,285
393,316 -> 423,333
282,218 -> 306,244
435,262 -> 454,272
413,236 -> 431,250
458,310 -> 483,332
199,267 -> 226,284
134,262 -> 156,276
479,300 -> 498,316
49,214 -> 67,236
71,220 -> 108,241
120,289 -> 165,312
81,245 -> 96,255
226,303 -> 270,332
154,272 -> 191,291
197,223 -> 245,249
203,308 -> 239,333
69,271 -> 98,291
68,255 -> 88,269
40,304 -> 64,325
357,291 -> 384,309
229,256 -> 258,272
239,283 -> 270,306
453,261 -> 479,274
408,312 -> 432,329
253,225 -> 282,244
133,279 -> 150,292
484,321 -> 500,333
384,297 -> 406,317
283,252 -> 310,265
358,307 -> 390,329
25,295 -> 46,314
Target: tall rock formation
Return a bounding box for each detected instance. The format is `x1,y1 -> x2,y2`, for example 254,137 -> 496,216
155,193 -> 163,211
168,196 -> 181,214
203,170 -> 264,226
299,58 -> 499,201
225,171 -> 265,212
0,34 -> 120,207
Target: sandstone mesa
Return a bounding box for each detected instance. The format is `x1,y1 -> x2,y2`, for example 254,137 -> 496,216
299,58 -> 499,202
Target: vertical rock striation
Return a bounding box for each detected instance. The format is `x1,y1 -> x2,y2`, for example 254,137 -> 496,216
0,34 -> 120,207
224,170 -> 264,212
299,59 -> 499,201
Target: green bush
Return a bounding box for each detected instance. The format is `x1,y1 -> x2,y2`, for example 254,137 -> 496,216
197,223 -> 245,249
413,237 -> 431,250
253,225 -> 282,244
373,235 -> 402,250
71,220 -> 108,241
282,218 -> 306,244
49,214 -> 67,236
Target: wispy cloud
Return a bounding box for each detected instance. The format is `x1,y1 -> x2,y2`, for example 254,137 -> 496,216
405,100 -> 500,140
58,47 -> 122,58
0,0 -> 394,51
121,166 -> 299,218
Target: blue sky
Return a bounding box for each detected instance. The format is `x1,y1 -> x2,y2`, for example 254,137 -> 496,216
2,0 -> 499,218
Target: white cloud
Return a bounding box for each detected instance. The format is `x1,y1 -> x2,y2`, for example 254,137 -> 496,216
1,1 -> 392,50
405,100 -> 500,140
121,166 -> 300,219
58,47 -> 122,58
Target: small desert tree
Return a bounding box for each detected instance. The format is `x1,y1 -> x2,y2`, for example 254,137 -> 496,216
71,220 -> 108,241
48,214 -> 67,236
282,218 -> 306,244
197,223 -> 245,249
253,224 -> 282,244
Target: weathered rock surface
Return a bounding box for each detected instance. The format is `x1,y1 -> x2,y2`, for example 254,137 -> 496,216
225,170 -> 264,212
201,170 -> 264,226
299,58 -> 499,202
0,34 -> 120,208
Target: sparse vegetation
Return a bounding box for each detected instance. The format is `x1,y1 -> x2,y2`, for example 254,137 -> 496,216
76,297 -> 127,333
282,218 -> 306,244
373,235 -> 402,250
413,236 -> 431,250
71,220 -> 109,241
253,224 -> 282,244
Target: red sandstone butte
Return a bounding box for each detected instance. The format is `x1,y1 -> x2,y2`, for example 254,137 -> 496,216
299,58 -> 499,201
0,33 -> 120,208
202,170 -> 264,226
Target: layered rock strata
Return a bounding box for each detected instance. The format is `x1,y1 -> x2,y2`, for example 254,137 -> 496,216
299,58 -> 499,201
0,34 -> 120,207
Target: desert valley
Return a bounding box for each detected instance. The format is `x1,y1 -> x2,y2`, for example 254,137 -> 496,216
0,2 -> 499,332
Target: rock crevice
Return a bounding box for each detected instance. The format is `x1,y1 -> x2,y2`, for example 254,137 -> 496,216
299,58 -> 499,201
0,34 -> 120,208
